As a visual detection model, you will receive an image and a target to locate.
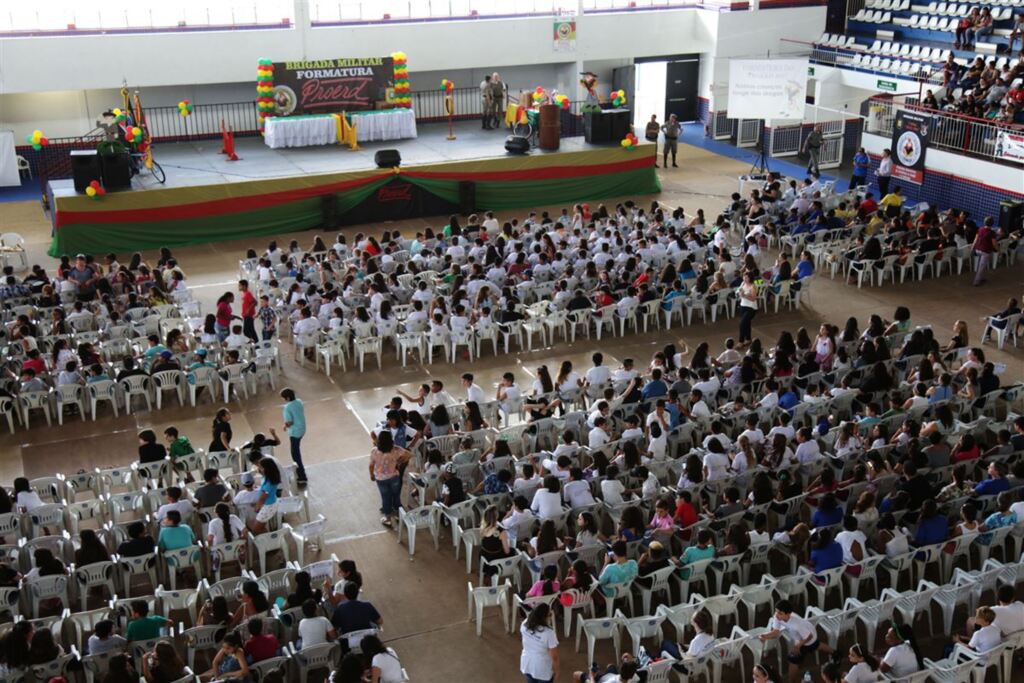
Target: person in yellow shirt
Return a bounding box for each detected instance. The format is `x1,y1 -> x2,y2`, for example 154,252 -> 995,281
879,186 -> 904,218
865,212 -> 886,236
834,201 -> 857,222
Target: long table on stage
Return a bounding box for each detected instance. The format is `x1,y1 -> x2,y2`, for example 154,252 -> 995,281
264,108 -> 417,149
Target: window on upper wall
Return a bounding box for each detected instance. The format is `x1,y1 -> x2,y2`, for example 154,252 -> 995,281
0,0 -> 294,32
309,0 -> 569,23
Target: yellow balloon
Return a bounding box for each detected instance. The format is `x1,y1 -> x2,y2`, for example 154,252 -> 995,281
85,187 -> 97,196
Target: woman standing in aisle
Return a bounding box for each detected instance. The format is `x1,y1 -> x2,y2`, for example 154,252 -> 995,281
737,271 -> 758,350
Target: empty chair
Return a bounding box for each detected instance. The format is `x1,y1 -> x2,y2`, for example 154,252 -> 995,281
119,375 -> 152,413
467,581 -> 512,636
288,642 -> 341,683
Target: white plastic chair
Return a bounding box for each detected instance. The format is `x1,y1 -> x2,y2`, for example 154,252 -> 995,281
289,515 -> 326,566
73,560 -> 118,610
19,390 -> 53,427
617,610 -> 664,656
155,584 -> 200,625
119,375 -> 152,413
87,380 -> 120,419
288,641 -> 341,683
250,527 -> 291,575
162,544 -> 204,590
467,580 -> 511,636
151,369 -> 185,408
181,623 -> 228,671
54,384 -> 86,424
26,574 -> 69,617
576,615 -> 622,667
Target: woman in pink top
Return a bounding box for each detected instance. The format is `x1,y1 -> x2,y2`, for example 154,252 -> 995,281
525,565 -> 560,598
369,432 -> 412,528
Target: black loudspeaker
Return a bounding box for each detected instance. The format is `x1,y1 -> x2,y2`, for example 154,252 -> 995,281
608,111 -> 631,141
504,136 -> 530,154
321,194 -> 338,229
374,149 -> 401,168
458,181 -> 476,215
70,150 -> 101,193
999,199 -> 1023,232
100,152 -> 132,190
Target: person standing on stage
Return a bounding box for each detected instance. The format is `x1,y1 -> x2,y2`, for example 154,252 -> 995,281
490,73 -> 507,130
660,114 -> 681,168
238,279 -> 257,343
281,388 -> 308,487
643,115 -> 659,165
480,74 -> 494,129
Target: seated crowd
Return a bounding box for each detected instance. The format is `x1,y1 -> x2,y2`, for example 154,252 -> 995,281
367,305 -> 1022,682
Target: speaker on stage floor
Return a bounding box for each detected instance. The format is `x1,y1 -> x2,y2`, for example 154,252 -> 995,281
71,150 -> 102,193
458,181 -> 475,216
100,152 -> 132,190
374,149 -> 401,168
504,136 -> 530,154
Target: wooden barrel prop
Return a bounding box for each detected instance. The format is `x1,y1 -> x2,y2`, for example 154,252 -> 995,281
538,104 -> 561,150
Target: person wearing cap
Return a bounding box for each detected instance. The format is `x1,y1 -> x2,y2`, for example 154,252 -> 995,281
280,388 -> 308,486
150,350 -> 180,375
233,472 -> 262,507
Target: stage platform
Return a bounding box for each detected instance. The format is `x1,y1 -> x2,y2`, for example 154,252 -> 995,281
47,121 -> 659,256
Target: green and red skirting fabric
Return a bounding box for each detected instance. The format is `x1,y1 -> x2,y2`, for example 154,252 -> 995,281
48,145 -> 659,256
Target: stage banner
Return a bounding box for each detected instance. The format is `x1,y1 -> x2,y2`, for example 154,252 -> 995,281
995,131 -> 1024,165
0,131 -> 21,187
891,109 -> 931,184
553,17 -> 576,51
272,58 -> 394,114
726,59 -> 808,121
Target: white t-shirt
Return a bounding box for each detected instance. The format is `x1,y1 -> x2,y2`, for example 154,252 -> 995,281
740,428 -> 765,447
371,649 -> 405,683
531,490 -> 563,520
795,440 -> 821,463
702,451 -> 731,481
563,480 -> 595,508
993,602 -> 1024,635
834,529 -> 867,564
298,616 -> 333,648
601,479 -> 627,506
687,632 -> 716,657
208,514 -> 245,546
588,427 -> 610,449
968,623 -> 1002,653
768,614 -> 816,644
844,661 -> 880,683
466,384 -> 486,405
15,491 -> 44,512
520,623 -> 558,679
882,644 -> 920,677
586,365 -> 611,387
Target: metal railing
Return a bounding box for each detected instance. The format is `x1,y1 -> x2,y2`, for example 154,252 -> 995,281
808,44 -> 945,84
867,95 -> 1023,165
145,101 -> 260,141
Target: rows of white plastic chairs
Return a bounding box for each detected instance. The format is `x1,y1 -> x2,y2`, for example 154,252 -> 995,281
433,387 -> 1024,681
0,444 -> 341,683
0,300 -> 285,432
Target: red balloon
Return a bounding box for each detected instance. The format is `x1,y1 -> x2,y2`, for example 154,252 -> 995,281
39,137 -> 48,146
97,187 -> 107,196
89,180 -> 100,189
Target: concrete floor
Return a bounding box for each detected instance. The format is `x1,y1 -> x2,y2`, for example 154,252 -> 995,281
3,138 -> 1023,682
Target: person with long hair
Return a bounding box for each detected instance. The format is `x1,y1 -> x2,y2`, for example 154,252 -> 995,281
200,632 -> 248,682
843,643 -> 881,682
209,408 -> 233,452
878,624 -> 923,678
252,457 -> 282,534
360,634 -> 405,683
369,431 -> 412,529
142,641 -> 187,683
519,602 -> 559,683
104,654 -> 137,683
479,505 -> 513,576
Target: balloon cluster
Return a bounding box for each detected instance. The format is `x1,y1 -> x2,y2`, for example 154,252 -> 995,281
25,130 -> 49,151
129,126 -> 144,144
392,52 -> 411,108
111,108 -> 126,123
611,89 -> 627,107
552,94 -> 570,110
440,78 -> 454,94
84,179 -> 106,200
177,99 -> 194,117
620,132 -> 639,149
531,86 -> 546,104
256,58 -> 276,129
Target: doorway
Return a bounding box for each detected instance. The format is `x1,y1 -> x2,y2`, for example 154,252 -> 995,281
629,55 -> 700,129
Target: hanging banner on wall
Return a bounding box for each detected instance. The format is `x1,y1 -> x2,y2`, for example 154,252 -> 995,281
270,58 -> 394,114
995,131 -> 1024,165
726,59 -> 808,120
553,17 -> 576,51
890,109 -> 931,184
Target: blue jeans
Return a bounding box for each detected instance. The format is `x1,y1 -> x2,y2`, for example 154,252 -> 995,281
289,436 -> 307,481
215,323 -> 229,342
376,475 -> 402,516
524,676 -> 552,683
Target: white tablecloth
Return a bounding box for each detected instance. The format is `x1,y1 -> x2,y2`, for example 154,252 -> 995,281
351,109 -> 417,143
264,116 -> 338,149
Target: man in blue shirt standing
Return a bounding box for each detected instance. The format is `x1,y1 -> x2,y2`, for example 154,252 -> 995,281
281,388 -> 308,486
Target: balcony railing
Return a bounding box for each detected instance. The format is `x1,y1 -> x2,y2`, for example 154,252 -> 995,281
867,95 -> 1023,166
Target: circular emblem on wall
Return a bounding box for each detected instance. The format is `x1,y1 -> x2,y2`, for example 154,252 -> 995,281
896,131 -> 921,167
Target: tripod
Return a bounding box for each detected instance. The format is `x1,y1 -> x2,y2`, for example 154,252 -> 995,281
749,125 -> 771,175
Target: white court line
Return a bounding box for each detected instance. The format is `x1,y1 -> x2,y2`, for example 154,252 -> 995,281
324,529 -> 389,544
341,395 -> 373,435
